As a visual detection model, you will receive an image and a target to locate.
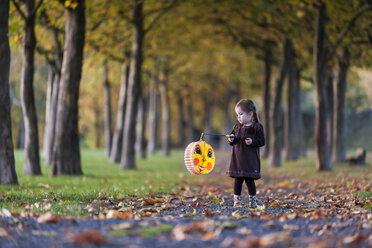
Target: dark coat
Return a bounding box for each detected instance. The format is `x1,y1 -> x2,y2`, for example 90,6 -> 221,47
226,122 -> 265,179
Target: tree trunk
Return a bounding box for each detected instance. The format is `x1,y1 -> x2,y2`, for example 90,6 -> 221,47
21,0 -> 41,175
185,95 -> 195,142
332,47 -> 349,162
51,0 -> 85,175
42,26 -> 63,166
147,64 -> 160,154
268,36 -> 291,167
261,47 -> 271,158
120,0 -> 144,169
17,113 -> 25,149
93,106 -> 101,148
220,96 -> 232,151
160,66 -> 170,156
136,92 -> 147,159
42,64 -> 55,158
0,0 -> 18,184
204,83 -> 215,144
110,60 -> 129,163
43,72 -> 60,165
103,62 -> 112,156
177,93 -> 187,148
294,68 -> 305,157
314,2 -> 332,171
326,72 -> 334,157
284,39 -> 298,161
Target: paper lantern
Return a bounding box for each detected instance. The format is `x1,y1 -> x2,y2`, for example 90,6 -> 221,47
184,141 -> 215,175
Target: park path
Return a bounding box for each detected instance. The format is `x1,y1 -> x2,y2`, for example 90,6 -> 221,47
1,150 -> 371,247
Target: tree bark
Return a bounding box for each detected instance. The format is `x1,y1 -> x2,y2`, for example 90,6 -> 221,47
326,72 -> 334,157
93,105 -> 101,148
284,39 -> 298,161
185,94 -> 195,142
268,36 -> 291,167
177,93 -> 187,148
42,26 -> 63,166
294,68 -> 305,157
42,64 -> 55,158
51,0 -> 85,175
120,0 -> 144,169
21,0 -> 41,175
160,66 -> 170,156
103,62 -> 112,156
0,0 -> 18,184
135,92 -> 147,159
17,113 -> 25,149
147,63 -> 160,154
332,47 -> 349,162
261,48 -> 272,158
43,72 -> 60,165
110,60 -> 129,163
314,2 -> 332,171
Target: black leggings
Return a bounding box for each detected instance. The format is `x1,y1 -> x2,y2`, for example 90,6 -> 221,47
234,177 -> 256,196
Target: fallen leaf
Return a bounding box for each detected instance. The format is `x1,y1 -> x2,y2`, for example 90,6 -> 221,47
37,212 -> 60,223
66,229 -> 107,245
232,210 -> 248,219
141,199 -> 155,206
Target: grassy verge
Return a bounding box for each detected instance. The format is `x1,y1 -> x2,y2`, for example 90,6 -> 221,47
0,149 -> 202,217
261,155 -> 372,184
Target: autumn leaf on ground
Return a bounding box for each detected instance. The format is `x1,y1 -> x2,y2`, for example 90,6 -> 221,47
231,210 -> 248,219
65,229 -> 107,245
37,212 -> 60,223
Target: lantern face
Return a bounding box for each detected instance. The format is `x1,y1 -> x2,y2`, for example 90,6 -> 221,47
184,141 -> 215,175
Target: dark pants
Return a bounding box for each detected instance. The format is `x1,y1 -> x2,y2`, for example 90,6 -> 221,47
234,177 -> 256,196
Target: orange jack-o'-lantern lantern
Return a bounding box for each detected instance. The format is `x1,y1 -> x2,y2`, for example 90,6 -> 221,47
184,141 -> 215,175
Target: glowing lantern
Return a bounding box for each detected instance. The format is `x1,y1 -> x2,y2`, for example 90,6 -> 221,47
184,140 -> 215,175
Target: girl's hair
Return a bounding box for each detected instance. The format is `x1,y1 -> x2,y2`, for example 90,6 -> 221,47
235,99 -> 260,123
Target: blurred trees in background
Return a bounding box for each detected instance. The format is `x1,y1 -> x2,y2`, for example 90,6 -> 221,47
1,0 -> 372,181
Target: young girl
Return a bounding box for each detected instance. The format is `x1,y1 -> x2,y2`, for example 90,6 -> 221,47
227,99 -> 265,208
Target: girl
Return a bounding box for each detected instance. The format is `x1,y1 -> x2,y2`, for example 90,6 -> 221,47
227,99 -> 265,208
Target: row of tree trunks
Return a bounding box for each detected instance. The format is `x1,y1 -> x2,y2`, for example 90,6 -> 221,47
120,0 -> 144,169
332,47 -> 349,162
20,0 -> 41,175
110,60 -> 129,163
103,62 -> 112,156
51,0 -> 85,175
313,2 -> 332,171
0,0 -> 18,184
267,36 -> 291,167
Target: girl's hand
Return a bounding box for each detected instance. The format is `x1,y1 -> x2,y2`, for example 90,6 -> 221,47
245,138 -> 252,145
228,137 -> 234,143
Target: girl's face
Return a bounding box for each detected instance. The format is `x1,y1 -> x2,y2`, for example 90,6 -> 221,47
235,107 -> 253,125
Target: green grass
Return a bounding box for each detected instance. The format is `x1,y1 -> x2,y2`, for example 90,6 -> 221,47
261,155 -> 372,183
0,149 -> 202,217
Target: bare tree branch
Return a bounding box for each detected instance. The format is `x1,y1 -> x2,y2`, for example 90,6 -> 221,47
144,0 -> 178,34
327,4 -> 372,61
11,0 -> 26,20
33,0 -> 43,15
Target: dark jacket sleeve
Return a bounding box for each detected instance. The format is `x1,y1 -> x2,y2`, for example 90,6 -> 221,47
227,124 -> 238,146
250,124 -> 265,147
